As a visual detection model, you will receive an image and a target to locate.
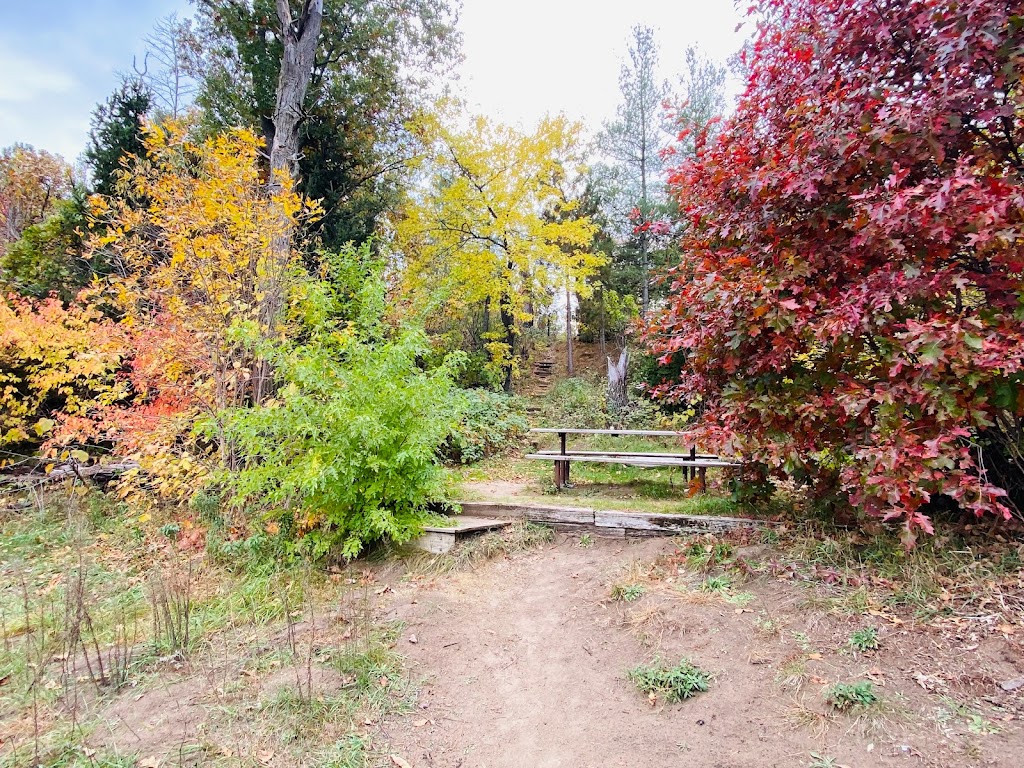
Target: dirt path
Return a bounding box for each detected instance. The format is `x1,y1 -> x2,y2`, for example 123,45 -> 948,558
380,536 -> 1023,768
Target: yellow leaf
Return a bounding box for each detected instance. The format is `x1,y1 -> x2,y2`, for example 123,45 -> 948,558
138,513 -> 151,523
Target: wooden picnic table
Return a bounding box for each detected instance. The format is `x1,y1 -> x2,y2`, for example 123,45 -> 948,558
526,428 -> 740,490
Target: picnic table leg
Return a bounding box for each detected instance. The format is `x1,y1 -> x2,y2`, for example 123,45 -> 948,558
557,431 -> 568,489
689,446 -> 697,482
698,466 -> 707,493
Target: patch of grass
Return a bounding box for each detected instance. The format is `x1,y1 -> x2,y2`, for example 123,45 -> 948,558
330,623 -> 413,716
791,631 -> 814,652
684,539 -> 735,571
847,626 -> 879,653
801,585 -> 874,616
628,658 -> 711,703
315,735 -> 371,768
825,681 -> 878,711
936,696 -> 1002,735
577,533 -> 593,548
700,574 -> 732,593
808,753 -> 839,768
611,583 -> 646,602
776,655 -> 808,692
754,612 -> 783,638
766,524 -> 1024,627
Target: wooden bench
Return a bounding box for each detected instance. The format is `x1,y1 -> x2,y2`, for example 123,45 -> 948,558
525,428 -> 740,490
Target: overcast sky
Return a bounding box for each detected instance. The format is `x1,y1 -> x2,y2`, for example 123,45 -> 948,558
0,0 -> 747,162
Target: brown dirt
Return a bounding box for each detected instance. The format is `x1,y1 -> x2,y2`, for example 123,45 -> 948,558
378,535 -> 1024,768
75,534 -> 1024,768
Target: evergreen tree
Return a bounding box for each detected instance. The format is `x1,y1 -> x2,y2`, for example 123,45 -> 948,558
84,78 -> 153,197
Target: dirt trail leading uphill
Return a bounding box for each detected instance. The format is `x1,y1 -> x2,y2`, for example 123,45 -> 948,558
378,537 -> 1023,768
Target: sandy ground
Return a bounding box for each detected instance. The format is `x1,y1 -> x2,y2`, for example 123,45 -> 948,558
79,534 -> 1024,768
379,536 -> 1024,768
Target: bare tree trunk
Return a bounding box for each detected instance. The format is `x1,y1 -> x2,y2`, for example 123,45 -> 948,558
565,283 -> 574,377
253,0 -> 323,405
608,349 -> 629,409
500,295 -> 516,393
268,0 -> 323,183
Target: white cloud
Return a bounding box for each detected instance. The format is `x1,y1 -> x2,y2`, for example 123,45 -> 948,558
0,51 -> 76,103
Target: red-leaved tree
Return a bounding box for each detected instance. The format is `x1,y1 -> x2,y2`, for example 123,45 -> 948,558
648,0 -> 1024,539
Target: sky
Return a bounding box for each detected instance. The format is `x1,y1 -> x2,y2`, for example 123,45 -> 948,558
0,0 -> 748,162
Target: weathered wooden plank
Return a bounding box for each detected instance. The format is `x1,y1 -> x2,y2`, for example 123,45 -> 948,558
421,516 -> 511,534
529,428 -> 688,436
524,454 -> 740,468
534,450 -> 720,460
455,501 -> 595,525
595,510 -> 762,536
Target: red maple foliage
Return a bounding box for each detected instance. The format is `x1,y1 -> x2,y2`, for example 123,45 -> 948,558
648,0 -> 1024,538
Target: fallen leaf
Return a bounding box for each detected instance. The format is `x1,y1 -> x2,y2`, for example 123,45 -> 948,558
996,624 -> 1016,636
139,758 -> 160,768
806,653 -> 823,661
413,718 -> 428,728
390,756 -> 412,768
256,750 -> 275,765
409,634 -> 418,644
809,675 -> 828,685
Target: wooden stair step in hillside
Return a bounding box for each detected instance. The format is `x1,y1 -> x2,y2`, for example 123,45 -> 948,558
412,516 -> 512,554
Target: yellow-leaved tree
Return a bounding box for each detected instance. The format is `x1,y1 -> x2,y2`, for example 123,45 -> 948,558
86,122 -> 316,494
396,109 -> 602,391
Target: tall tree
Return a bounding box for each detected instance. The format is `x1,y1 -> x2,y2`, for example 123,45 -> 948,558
137,13 -> 201,119
598,25 -> 670,318
669,47 -> 728,160
648,0 -> 1024,539
397,111 -> 601,392
1,188 -> 93,301
0,145 -> 73,253
266,0 -> 323,182
84,78 -> 153,198
193,0 -> 459,249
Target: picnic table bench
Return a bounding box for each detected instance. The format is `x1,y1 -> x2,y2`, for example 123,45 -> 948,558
525,428 -> 740,490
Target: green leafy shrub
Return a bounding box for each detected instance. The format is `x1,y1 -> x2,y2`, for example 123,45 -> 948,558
825,681 -> 878,711
848,627 -> 879,653
628,658 -> 711,702
611,395 -> 664,430
611,583 -> 646,602
442,389 -> 528,464
203,256 -> 463,562
541,377 -> 608,428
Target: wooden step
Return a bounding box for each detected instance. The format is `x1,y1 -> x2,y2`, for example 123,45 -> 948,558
413,516 -> 512,554
452,501 -> 765,538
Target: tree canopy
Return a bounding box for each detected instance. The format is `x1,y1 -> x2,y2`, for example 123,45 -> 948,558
648,0 -> 1024,539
